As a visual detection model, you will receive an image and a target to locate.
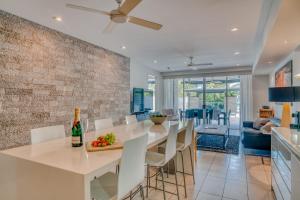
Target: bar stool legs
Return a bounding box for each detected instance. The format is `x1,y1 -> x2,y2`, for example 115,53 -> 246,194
160,167 -> 166,200
188,146 -> 195,184
180,151 -> 187,197
146,164 -> 150,198
146,158 -> 180,200
179,145 -> 196,198
139,184 -> 145,200
172,158 -> 180,200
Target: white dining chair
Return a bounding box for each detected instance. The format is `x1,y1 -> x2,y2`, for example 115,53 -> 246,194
95,118 -> 114,131
30,125 -> 65,144
176,119 -> 195,197
91,134 -> 148,200
145,123 -> 180,200
125,115 -> 137,125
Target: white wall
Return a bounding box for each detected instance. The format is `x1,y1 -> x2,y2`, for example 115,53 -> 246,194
252,75 -> 270,119
130,61 -> 163,111
269,50 -> 300,118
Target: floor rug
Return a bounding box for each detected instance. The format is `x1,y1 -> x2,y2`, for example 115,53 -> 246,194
197,135 -> 240,155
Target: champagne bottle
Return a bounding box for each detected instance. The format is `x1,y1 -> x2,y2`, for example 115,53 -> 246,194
72,108 -> 83,147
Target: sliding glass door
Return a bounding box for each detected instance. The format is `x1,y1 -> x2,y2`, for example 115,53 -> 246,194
184,78 -> 204,110
205,77 -> 226,111
176,76 -> 240,129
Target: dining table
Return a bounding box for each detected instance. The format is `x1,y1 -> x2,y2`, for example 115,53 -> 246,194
0,120 -> 192,200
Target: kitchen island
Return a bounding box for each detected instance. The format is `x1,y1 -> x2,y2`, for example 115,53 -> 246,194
0,120 -> 190,200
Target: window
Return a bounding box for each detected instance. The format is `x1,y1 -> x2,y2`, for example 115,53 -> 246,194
147,75 -> 156,111
175,76 -> 240,128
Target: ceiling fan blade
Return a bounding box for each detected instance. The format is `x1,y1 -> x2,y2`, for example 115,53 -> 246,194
66,3 -> 110,16
119,0 -> 142,15
102,21 -> 117,34
127,16 -> 162,30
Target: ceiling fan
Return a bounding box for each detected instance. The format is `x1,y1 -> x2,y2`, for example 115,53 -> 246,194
187,56 -> 213,68
66,0 -> 162,33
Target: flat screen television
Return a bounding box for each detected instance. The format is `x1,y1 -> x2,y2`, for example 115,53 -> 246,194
132,88 -> 144,113
269,87 -> 295,102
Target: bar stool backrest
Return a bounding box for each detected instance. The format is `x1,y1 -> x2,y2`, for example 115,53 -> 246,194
31,125 -> 65,144
164,123 -> 179,164
117,134 -> 148,199
95,118 -> 113,131
125,115 -> 137,125
183,119 -> 194,149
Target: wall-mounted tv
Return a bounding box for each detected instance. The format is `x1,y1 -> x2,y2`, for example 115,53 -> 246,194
132,88 -> 144,113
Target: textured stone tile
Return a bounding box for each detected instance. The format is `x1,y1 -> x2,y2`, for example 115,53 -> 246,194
0,10 -> 130,150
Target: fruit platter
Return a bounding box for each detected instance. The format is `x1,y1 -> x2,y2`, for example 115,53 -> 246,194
86,132 -> 122,152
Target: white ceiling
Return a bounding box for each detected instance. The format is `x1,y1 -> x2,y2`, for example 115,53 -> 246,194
1,0 -> 267,72
254,0 -> 300,75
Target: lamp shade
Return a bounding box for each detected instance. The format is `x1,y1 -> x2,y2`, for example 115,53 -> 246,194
269,87 -> 300,102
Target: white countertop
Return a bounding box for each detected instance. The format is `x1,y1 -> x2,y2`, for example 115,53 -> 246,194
272,127 -> 300,159
0,120 -> 187,176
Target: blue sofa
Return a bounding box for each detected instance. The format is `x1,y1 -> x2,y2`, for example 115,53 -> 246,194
242,121 -> 271,150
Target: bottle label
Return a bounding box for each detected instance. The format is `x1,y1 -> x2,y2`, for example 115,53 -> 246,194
72,136 -> 81,144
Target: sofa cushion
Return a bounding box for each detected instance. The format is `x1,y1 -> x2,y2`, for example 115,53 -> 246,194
243,127 -> 262,135
260,122 -> 276,134
253,118 -> 270,130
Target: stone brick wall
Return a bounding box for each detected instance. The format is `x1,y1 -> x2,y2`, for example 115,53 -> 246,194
0,10 -> 130,150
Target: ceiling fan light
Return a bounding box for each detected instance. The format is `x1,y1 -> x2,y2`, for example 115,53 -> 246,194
231,27 -> 239,32
53,16 -> 62,22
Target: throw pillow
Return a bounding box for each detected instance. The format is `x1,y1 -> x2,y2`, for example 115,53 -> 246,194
260,122 -> 276,134
253,118 -> 270,130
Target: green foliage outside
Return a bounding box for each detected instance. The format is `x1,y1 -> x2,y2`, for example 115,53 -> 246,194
177,78 -> 239,109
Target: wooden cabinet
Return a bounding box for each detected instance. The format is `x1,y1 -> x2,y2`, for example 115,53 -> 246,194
259,108 -> 274,118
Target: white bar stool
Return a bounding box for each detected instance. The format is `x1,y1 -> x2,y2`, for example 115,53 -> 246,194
145,123 -> 180,200
176,119 -> 195,197
31,125 -> 65,144
125,115 -> 137,125
91,134 -> 148,200
95,118 -> 114,131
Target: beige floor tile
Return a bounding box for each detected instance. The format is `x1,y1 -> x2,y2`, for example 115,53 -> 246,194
247,182 -> 274,200
200,176 -> 225,196
145,188 -> 174,200
223,179 -> 248,200
208,169 -> 228,179
196,192 -> 222,200
247,167 -> 268,185
162,150 -> 275,200
226,169 -> 247,183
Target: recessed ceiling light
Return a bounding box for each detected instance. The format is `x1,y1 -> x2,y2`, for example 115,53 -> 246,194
121,45 -> 126,50
234,51 -> 240,55
231,27 -> 239,32
284,40 -> 288,44
53,16 -> 62,22
153,60 -> 158,64
267,61 -> 273,64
